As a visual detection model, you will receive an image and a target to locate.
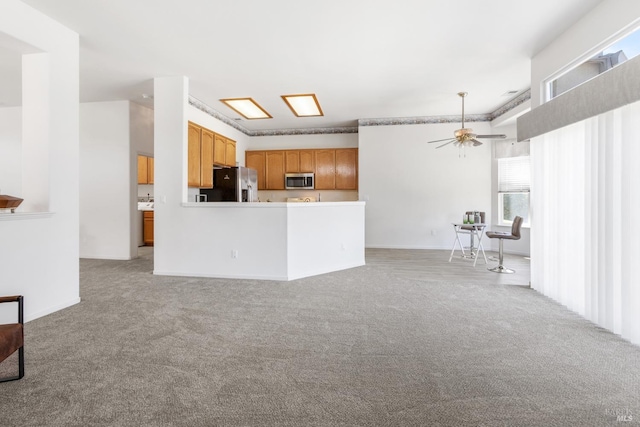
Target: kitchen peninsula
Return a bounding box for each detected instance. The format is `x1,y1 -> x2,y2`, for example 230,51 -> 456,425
154,200 -> 365,281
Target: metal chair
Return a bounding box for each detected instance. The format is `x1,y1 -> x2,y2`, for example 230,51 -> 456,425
0,295 -> 24,382
486,216 -> 523,273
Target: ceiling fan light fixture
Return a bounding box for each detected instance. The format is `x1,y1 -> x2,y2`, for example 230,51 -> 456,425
281,94 -> 323,117
427,92 -> 506,149
220,98 -> 272,119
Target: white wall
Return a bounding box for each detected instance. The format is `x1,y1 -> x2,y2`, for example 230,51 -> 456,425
153,76 -> 187,275
131,102 -> 154,156
0,107 -> 21,196
359,122 -> 492,249
247,133 -> 358,151
79,101 -> 135,259
287,203 -> 365,280
0,0 -> 80,322
155,204 -> 290,280
531,0 -> 640,107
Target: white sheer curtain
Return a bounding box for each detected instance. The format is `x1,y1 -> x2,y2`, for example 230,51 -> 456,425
531,99 -> 640,346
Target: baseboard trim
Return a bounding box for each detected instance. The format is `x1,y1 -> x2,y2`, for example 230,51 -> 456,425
80,255 -> 135,261
153,270 -> 290,281
365,244 -> 530,257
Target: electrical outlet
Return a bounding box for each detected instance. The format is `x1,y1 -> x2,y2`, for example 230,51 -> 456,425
231,250 -> 238,259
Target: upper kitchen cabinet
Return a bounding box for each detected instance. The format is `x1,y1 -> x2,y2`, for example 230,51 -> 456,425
314,149 -> 336,190
148,157 -> 154,184
316,149 -> 358,190
213,134 -> 226,166
137,155 -> 154,185
335,148 -> 358,190
245,151 -> 266,190
246,150 -> 285,190
265,151 -> 285,190
189,121 -> 238,187
214,134 -> 237,167
187,122 -> 213,188
247,148 -> 358,191
200,128 -> 214,188
285,150 -> 314,173
225,138 -> 236,167
188,122 -> 201,187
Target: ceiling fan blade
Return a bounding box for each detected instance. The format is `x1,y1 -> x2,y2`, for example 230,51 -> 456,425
475,134 -> 507,139
471,139 -> 483,146
436,139 -> 456,149
427,137 -> 456,144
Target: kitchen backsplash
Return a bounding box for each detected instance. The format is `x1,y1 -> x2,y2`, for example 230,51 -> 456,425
138,184 -> 154,200
258,190 -> 358,203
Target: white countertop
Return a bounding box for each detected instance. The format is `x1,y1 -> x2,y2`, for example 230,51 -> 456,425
181,201 -> 365,208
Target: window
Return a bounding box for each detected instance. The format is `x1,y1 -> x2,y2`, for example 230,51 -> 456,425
498,156 -> 530,226
547,25 -> 640,101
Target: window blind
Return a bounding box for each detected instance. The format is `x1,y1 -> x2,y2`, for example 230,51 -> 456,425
498,156 -> 530,192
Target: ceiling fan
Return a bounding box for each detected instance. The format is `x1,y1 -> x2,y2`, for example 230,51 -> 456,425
427,92 -> 506,149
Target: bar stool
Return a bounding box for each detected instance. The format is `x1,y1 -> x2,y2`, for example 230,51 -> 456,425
486,216 -> 523,273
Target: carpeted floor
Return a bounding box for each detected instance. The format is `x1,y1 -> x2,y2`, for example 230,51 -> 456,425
0,248 -> 638,426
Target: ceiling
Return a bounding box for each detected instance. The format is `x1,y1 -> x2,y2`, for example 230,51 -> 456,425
5,0 -> 604,131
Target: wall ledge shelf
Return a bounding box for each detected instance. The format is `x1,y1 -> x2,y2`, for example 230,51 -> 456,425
0,212 -> 55,221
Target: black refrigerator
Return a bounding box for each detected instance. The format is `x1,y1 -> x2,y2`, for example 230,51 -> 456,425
199,167 -> 258,202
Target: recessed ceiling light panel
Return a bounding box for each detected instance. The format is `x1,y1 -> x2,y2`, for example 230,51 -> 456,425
281,94 -> 324,117
220,98 -> 272,119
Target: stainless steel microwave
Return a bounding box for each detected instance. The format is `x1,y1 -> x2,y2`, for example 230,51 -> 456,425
285,173 -> 314,189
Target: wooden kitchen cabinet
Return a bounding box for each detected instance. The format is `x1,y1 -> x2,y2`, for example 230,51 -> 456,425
335,148 -> 358,190
188,122 -> 214,188
213,134 -> 226,166
214,134 -> 237,167
147,157 -> 154,184
246,150 -> 286,190
285,150 -> 314,173
225,138 -> 236,166
137,155 -> 154,184
285,151 -> 300,173
200,128 -> 214,188
265,151 -> 285,190
188,122 -> 202,187
143,211 -> 154,246
137,155 -> 148,184
247,148 -> 357,191
314,149 -> 336,190
245,151 -> 266,190
299,150 -> 314,172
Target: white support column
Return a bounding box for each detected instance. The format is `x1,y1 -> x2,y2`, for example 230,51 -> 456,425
153,76 -> 189,273
21,53 -> 50,212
